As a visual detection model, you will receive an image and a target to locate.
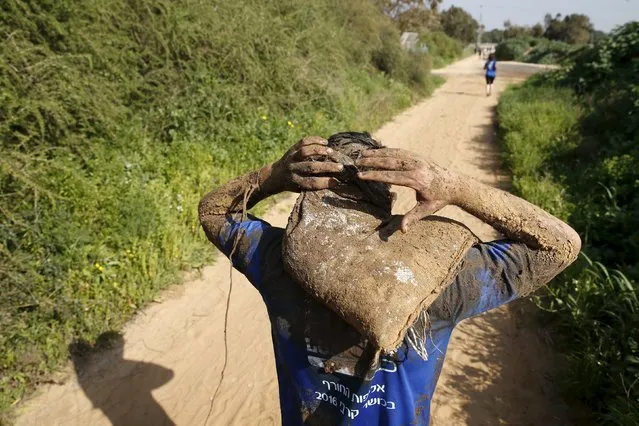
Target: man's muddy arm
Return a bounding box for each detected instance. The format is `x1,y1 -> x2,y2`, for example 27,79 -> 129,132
356,147 -> 581,285
451,176 -> 581,277
198,165 -> 278,251
453,178 -> 579,254
198,136 -> 341,251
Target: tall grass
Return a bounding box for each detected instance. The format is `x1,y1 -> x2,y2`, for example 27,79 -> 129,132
495,37 -> 579,64
497,22 -> 639,423
0,0 -> 438,418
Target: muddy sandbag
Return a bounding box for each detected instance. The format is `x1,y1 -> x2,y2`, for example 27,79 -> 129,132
282,189 -> 477,354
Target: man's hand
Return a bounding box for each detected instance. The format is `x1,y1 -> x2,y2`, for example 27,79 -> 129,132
200,136 -> 344,252
264,136 -> 344,194
355,146 -> 581,275
355,148 -> 457,233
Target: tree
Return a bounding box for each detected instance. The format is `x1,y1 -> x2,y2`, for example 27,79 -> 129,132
440,6 -> 479,43
545,13 -> 594,44
394,7 -> 440,32
532,23 -> 544,38
544,13 -> 554,30
563,14 -> 594,44
429,0 -> 443,12
377,0 -> 443,17
592,30 -> 608,44
483,28 -> 504,43
503,20 -> 532,39
376,0 -> 442,32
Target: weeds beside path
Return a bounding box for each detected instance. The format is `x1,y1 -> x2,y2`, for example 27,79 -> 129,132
497,22 -> 639,423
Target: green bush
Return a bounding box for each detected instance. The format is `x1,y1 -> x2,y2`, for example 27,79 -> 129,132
523,39 -> 581,64
0,0 -> 436,418
563,22 -> 639,96
495,37 -> 532,61
419,31 -> 464,69
496,37 -> 578,64
498,80 -> 579,178
497,22 -> 639,423
372,26 -> 406,77
542,255 -> 639,424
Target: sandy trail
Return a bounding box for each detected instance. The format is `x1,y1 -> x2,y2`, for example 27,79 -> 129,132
16,57 -> 570,425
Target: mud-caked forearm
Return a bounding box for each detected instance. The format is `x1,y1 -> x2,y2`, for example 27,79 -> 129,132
198,165 -> 277,249
451,176 -> 581,283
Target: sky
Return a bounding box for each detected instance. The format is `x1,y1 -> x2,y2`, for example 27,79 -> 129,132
445,0 -> 639,32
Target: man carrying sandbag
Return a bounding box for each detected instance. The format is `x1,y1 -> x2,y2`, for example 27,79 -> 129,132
199,132 -> 581,425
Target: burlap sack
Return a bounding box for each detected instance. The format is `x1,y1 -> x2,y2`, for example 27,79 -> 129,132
282,189 -> 477,354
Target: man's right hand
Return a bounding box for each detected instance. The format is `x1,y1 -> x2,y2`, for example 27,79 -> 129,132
263,136 -> 344,194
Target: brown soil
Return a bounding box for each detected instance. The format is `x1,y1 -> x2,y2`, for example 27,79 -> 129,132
15,57 -> 571,426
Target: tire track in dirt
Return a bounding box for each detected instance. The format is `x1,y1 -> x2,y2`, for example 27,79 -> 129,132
16,57 -> 569,426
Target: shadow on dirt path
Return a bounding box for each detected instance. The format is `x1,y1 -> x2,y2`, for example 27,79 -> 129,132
466,113 -> 511,191
69,332 -> 175,426
432,300 -> 573,425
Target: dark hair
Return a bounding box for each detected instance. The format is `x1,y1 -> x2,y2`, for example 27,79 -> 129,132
326,132 -> 392,211
488,53 -> 495,61
328,131 -> 383,156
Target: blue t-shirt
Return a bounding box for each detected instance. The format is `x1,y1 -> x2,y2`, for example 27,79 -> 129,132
218,215 -> 536,425
485,60 -> 497,78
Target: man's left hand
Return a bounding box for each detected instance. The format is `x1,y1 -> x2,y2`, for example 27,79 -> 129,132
355,148 -> 457,233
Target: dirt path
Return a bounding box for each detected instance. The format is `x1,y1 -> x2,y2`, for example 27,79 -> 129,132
16,57 -> 570,425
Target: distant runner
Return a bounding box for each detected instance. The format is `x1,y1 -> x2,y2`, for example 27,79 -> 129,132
484,53 -> 497,96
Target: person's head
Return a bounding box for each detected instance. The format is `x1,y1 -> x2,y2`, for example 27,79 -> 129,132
488,53 -> 495,61
325,131 -> 394,215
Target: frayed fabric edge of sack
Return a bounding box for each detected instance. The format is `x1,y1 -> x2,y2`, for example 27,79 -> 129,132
393,235 -> 475,360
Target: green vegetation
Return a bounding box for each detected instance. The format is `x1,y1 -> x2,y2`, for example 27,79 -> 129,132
420,31 -> 464,69
440,6 -> 479,44
0,0 -> 439,418
487,13 -> 597,45
523,39 -> 582,64
375,2 -> 467,69
544,13 -> 595,45
495,37 -> 535,61
495,37 -> 580,64
497,22 -> 639,423
380,0 -> 441,33
489,12 -> 599,64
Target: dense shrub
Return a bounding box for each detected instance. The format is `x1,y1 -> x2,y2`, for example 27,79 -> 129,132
523,40 -> 581,64
419,31 -> 464,69
0,0 -> 436,418
497,22 -> 639,423
495,37 -> 532,60
496,37 -> 578,64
